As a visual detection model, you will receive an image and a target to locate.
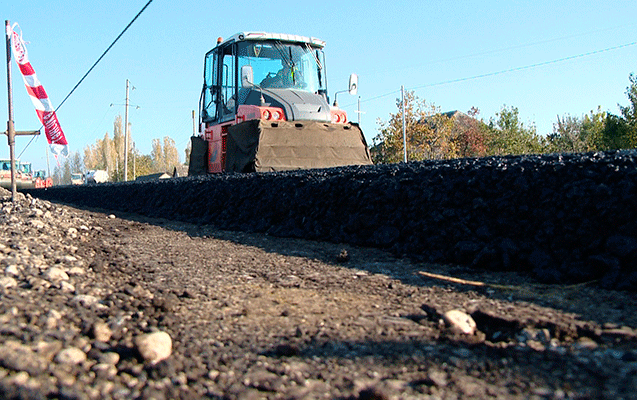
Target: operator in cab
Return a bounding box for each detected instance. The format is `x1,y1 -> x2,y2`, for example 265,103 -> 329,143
260,59 -> 304,89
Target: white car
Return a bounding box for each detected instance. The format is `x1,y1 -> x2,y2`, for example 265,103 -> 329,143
71,173 -> 84,185
85,170 -> 109,183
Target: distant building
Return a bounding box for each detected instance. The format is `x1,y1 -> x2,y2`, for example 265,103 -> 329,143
135,172 -> 171,181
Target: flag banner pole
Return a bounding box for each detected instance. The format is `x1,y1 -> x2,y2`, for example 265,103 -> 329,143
8,23 -> 68,157
5,20 -> 17,200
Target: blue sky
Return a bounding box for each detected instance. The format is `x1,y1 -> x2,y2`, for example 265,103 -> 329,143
2,1 -> 637,172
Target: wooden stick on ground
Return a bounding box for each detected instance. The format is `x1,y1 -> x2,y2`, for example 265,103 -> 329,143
417,271 -> 518,290
418,270 -> 598,292
418,271 -> 487,287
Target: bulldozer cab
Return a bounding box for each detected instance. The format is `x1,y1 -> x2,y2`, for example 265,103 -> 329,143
201,33 -> 328,125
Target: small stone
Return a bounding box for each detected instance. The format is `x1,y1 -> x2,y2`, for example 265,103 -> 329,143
92,321 -> 113,342
0,276 -> 17,289
28,277 -> 51,290
48,309 -> 62,321
443,309 -> 477,335
59,281 -> 75,293
35,341 -> 63,362
527,340 -> 546,352
575,337 -> 599,350
55,347 -> 87,365
61,255 -> 78,263
9,371 -> 30,385
134,331 -> 172,364
4,265 -> 20,277
98,352 -> 120,365
428,369 -> 448,387
67,266 -> 86,276
0,341 -> 47,375
71,294 -> 100,307
45,316 -> 58,330
44,267 -> 69,282
92,363 -> 118,379
53,369 -> 76,386
29,219 -> 45,229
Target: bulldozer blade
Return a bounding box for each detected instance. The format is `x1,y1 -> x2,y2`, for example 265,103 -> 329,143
226,120 -> 372,172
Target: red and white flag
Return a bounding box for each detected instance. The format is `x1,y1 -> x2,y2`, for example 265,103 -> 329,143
8,23 -> 68,156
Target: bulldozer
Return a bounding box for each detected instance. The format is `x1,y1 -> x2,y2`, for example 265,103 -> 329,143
189,32 -> 372,174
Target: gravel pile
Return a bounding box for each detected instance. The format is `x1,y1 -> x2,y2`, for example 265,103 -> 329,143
27,150 -> 637,290
0,188 -> 179,399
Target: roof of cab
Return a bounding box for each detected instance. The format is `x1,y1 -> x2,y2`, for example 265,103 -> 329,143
216,32 -> 326,49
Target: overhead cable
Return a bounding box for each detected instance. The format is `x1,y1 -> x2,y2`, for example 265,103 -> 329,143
19,0 -> 155,158
348,40 -> 637,108
411,40 -> 637,91
54,0 -> 155,113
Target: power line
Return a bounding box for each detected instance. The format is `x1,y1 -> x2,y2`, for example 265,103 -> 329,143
347,40 -> 637,108
19,0 -> 154,158
55,0 -> 154,113
411,40 -> 637,91
399,23 -> 637,72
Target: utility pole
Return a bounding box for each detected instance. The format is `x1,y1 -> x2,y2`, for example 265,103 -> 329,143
401,85 -> 407,163
192,110 -> 196,136
124,79 -> 130,181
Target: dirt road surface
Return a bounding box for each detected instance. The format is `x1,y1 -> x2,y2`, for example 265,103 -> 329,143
1,190 -> 636,399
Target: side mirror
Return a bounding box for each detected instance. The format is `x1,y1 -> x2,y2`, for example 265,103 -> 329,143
241,65 -> 254,87
348,73 -> 358,95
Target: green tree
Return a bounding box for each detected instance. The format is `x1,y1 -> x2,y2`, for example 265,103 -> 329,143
70,152 -> 83,174
602,113 -> 632,150
548,107 -> 610,153
151,138 -> 164,172
620,73 -> 637,124
372,91 -> 457,163
599,74 -> 637,150
184,140 -> 191,166
581,107 -> 607,150
83,117 -> 121,180
547,114 -> 585,153
134,154 -> 154,177
82,114 -> 184,179
150,136 -> 181,173
487,106 -> 545,155
163,136 -> 181,172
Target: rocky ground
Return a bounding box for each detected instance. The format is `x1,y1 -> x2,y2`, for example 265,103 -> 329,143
1,187 -> 637,399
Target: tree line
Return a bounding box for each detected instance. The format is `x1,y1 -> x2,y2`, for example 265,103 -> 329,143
51,115 -> 184,185
371,73 -> 637,163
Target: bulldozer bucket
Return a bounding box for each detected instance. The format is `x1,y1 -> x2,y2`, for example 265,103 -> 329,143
225,120 -> 372,172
